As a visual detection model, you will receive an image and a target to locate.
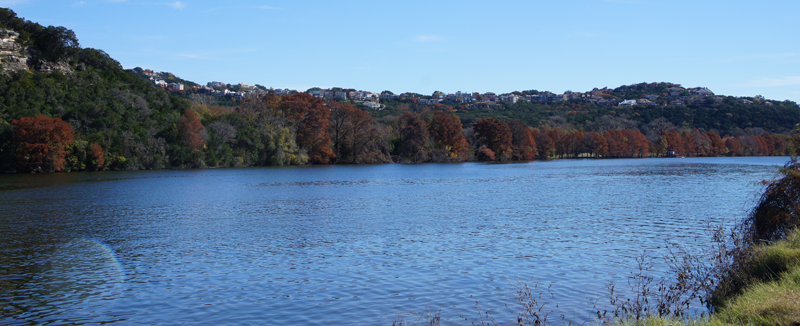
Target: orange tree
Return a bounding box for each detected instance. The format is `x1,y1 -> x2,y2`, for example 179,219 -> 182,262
506,120 -> 536,160
12,115 -> 75,172
428,111 -> 470,161
179,110 -> 205,151
474,118 -> 512,160
282,93 -> 333,164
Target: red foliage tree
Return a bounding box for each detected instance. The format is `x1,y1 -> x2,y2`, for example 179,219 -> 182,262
506,120 -> 536,160
602,129 -> 647,158
531,128 -> 555,159
179,110 -> 205,151
682,131 -> 697,157
12,115 -> 75,172
399,112 -> 430,162
477,147 -> 496,161
548,129 -> 566,157
474,118 -> 512,160
706,131 -> 725,156
604,130 -> 624,157
329,101 -> 380,163
564,131 -> 585,158
428,111 -> 470,160
661,130 -> 685,156
89,142 -> 105,169
766,134 -> 789,155
586,131 -> 608,157
624,129 -> 649,158
283,93 -> 333,164
725,136 -> 744,156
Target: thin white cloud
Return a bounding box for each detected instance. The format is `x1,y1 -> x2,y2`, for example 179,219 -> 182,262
257,5 -> 274,9
72,1 -> 87,6
415,35 -> 443,43
168,1 -> 186,9
107,0 -> 129,2
739,76 -> 800,88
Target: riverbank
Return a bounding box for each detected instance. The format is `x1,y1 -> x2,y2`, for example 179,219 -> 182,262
614,229 -> 800,326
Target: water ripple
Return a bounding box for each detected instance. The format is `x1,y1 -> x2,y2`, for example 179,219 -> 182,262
0,157 -> 785,325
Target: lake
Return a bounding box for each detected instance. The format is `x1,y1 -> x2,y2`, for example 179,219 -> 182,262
0,157 -> 787,325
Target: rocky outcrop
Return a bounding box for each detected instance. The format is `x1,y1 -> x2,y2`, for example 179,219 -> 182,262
37,61 -> 72,74
0,29 -> 73,75
0,29 -> 28,72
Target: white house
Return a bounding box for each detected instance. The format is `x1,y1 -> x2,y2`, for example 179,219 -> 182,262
363,102 -> 382,109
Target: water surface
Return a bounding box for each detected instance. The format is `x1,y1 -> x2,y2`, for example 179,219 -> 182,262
0,157 -> 786,325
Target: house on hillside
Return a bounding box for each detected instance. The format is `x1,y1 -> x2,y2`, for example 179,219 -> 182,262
563,92 -> 583,101
688,87 -> 713,96
363,101 -> 382,110
167,83 -> 184,91
309,90 -> 325,98
500,95 -> 519,103
618,99 -> 637,106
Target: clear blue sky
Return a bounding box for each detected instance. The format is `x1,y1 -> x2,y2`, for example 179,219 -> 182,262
5,0 -> 800,102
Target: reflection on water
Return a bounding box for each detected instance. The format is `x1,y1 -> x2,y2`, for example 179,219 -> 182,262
0,157 -> 786,325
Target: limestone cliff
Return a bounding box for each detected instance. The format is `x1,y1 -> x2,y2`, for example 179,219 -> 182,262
0,29 -> 28,72
0,28 -> 72,75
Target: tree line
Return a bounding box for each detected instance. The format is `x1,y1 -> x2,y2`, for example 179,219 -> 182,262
6,92 -> 793,173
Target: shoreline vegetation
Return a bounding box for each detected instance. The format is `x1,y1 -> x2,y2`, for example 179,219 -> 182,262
391,156 -> 800,326
0,8 -> 798,174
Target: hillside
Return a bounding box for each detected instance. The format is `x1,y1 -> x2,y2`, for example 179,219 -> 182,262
0,8 -> 191,172
156,71 -> 799,137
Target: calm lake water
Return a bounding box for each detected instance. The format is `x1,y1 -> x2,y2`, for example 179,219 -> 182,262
0,157 -> 788,325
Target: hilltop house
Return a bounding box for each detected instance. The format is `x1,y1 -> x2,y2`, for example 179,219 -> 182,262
688,87 -> 713,96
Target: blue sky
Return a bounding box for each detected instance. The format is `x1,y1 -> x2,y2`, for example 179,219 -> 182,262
4,0 -> 800,102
